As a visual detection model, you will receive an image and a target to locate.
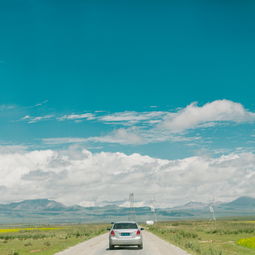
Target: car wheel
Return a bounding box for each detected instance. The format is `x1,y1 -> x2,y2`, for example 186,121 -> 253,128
109,244 -> 114,250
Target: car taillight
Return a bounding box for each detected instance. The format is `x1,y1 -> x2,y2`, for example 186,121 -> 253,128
136,230 -> 141,235
110,230 -> 115,236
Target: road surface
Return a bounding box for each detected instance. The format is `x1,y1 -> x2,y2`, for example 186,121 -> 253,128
55,231 -> 191,255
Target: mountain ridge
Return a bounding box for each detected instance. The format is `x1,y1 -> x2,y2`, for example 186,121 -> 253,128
1,196 -> 255,211
0,196 -> 254,224
220,196 -> 255,208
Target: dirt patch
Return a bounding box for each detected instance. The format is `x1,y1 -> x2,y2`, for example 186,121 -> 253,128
199,240 -> 213,243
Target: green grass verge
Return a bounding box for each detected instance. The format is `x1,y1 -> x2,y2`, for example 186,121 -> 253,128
0,223 -> 107,255
147,219 -> 255,255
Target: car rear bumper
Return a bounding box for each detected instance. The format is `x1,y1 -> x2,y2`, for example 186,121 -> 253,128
109,236 -> 142,246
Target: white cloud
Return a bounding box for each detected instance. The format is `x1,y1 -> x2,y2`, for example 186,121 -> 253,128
22,115 -> 54,123
42,137 -> 88,145
96,100 -> 255,133
22,112 -> 95,124
55,100 -> 255,145
0,147 -> 254,207
99,111 -> 167,125
0,105 -> 16,111
41,130 -> 200,146
89,128 -> 144,145
0,145 -> 27,154
58,113 -> 95,121
34,100 -> 48,107
160,100 -> 255,133
54,111 -> 166,126
22,115 -> 31,120
42,131 -> 145,146
27,100 -> 255,146
21,99 -> 255,129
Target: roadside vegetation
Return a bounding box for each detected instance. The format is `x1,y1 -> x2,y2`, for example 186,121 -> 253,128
147,218 -> 255,255
0,223 -> 107,255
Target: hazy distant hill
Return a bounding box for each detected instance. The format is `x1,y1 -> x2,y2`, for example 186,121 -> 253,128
7,199 -> 67,211
172,201 -> 208,210
0,197 -> 254,224
219,196 -> 255,208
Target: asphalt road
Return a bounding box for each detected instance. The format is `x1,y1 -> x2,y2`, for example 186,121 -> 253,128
55,231 -> 191,255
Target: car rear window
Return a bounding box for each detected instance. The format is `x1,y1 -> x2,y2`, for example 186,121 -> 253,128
113,223 -> 138,229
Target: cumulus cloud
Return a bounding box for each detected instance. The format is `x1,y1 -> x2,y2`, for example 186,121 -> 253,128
0,147 -> 254,207
160,100 -> 255,133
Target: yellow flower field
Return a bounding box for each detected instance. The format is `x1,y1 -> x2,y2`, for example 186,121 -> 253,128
0,227 -> 62,233
0,224 -> 107,255
237,237 -> 255,249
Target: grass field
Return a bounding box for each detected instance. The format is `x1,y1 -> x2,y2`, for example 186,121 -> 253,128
0,223 -> 107,255
1,219 -> 255,255
147,218 -> 255,255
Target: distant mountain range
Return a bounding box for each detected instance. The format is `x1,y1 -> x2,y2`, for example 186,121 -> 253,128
0,196 -> 254,224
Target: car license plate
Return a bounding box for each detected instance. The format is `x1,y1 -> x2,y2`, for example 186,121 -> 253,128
121,233 -> 130,236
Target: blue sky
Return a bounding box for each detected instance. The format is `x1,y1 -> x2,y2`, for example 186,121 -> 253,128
1,0 -> 255,159
0,1 -> 255,205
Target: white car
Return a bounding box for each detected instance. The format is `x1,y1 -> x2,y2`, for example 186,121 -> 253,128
108,221 -> 144,249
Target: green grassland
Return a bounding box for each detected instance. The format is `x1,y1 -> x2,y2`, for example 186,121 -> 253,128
0,224 -> 107,255
148,218 -> 255,255
1,219 -> 255,255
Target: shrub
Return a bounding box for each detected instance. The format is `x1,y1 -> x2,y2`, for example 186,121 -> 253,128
8,251 -> 19,255
24,241 -> 32,246
44,241 -> 51,246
